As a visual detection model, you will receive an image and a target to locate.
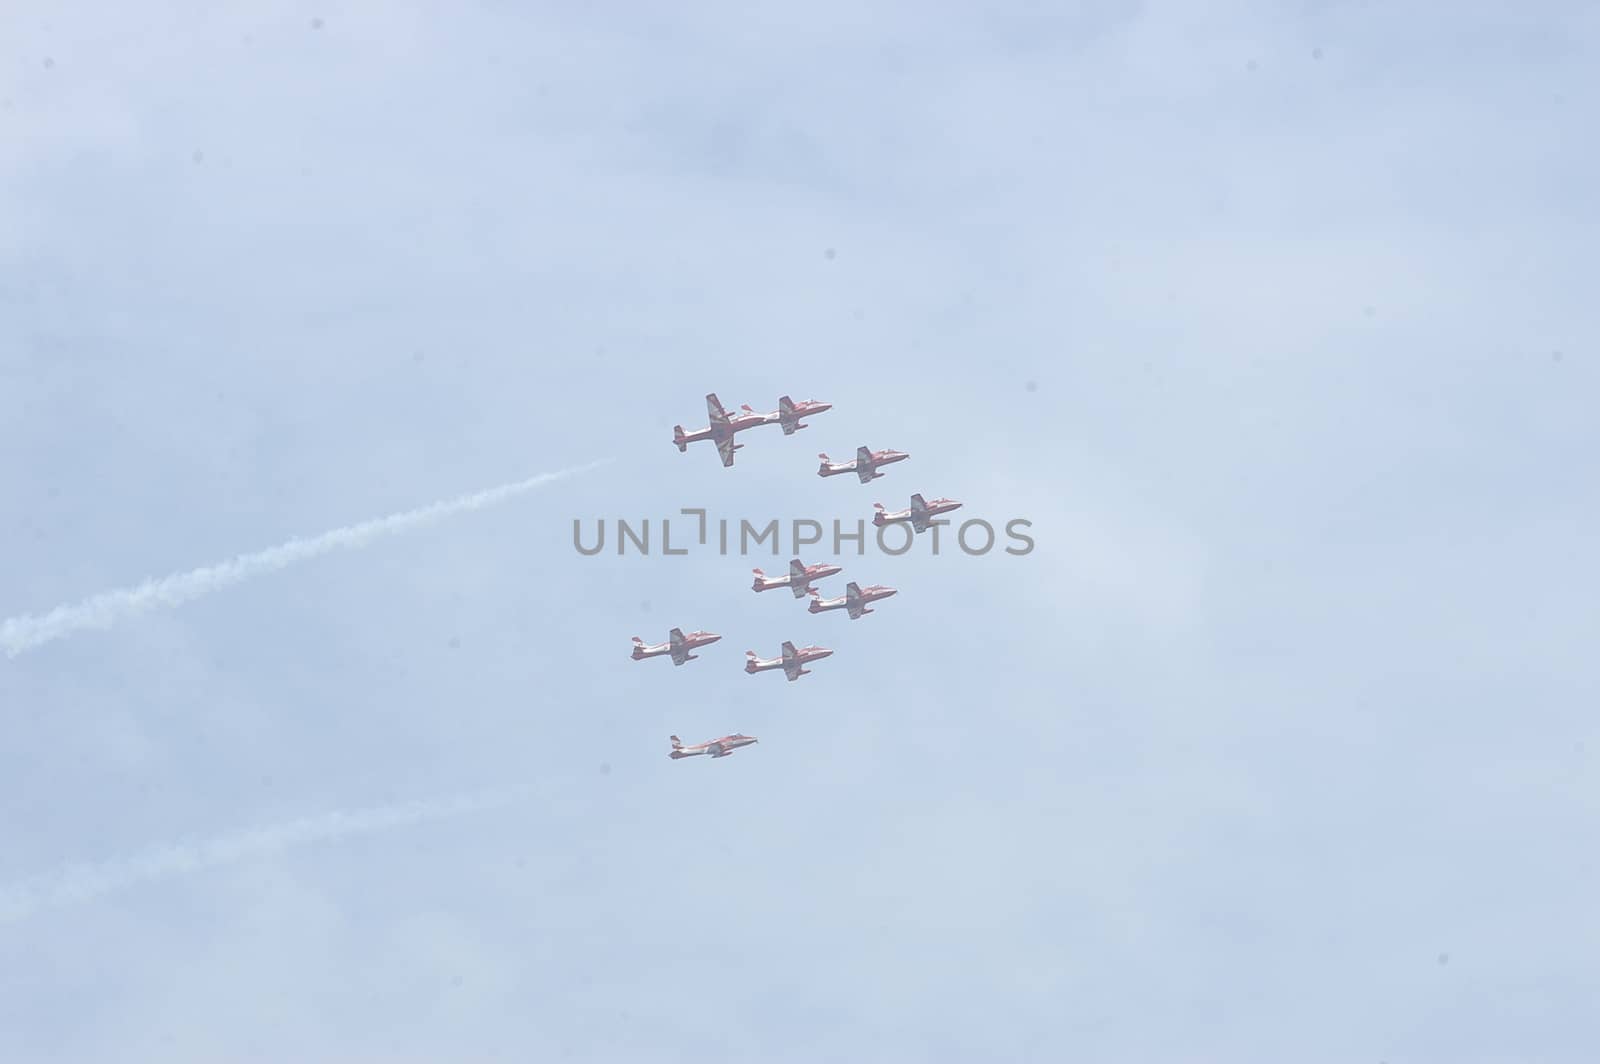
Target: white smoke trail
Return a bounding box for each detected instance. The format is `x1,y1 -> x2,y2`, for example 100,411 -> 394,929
0,785 -> 534,924
1,459 -> 611,657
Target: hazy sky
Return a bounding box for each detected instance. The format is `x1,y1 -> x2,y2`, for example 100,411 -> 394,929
2,2 -> 1596,1061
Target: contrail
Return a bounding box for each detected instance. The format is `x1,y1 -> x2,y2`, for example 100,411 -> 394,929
1,459 -> 611,657
0,785 -> 534,924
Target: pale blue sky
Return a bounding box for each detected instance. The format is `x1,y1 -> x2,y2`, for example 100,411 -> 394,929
2,2 -> 1596,1061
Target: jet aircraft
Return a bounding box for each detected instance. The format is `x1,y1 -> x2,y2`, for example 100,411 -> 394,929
872,493 -> 963,533
673,394 -> 773,467
818,446 -> 910,483
772,395 -> 832,435
669,733 -> 759,759
631,627 -> 721,666
807,581 -> 898,620
745,640 -> 833,681
751,557 -> 844,598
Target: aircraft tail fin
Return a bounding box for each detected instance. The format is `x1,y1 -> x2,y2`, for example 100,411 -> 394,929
673,425 -> 687,452
670,735 -> 683,748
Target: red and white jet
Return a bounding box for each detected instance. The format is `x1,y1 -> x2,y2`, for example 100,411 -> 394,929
631,627 -> 722,666
673,393 -> 774,467
770,395 -> 832,435
872,492 -> 963,533
807,580 -> 898,620
818,445 -> 910,483
745,640 -> 833,681
751,557 -> 845,598
669,733 -> 758,759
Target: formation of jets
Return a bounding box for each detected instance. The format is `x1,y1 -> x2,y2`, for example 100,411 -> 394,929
648,391 -> 964,761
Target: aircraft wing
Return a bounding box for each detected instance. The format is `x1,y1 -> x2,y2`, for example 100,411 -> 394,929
782,660 -> 803,681
706,394 -> 730,427
856,466 -> 875,484
856,446 -> 872,465
716,436 -> 737,467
